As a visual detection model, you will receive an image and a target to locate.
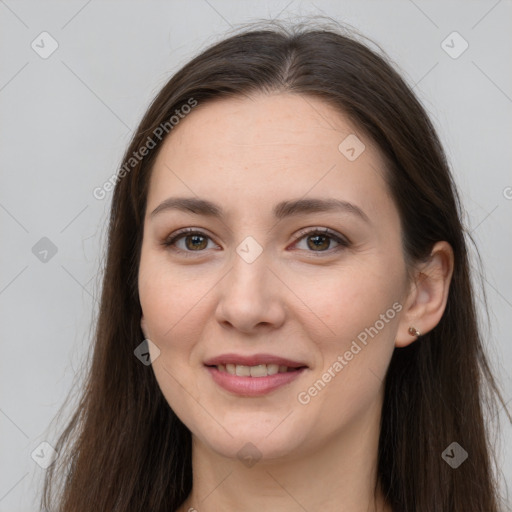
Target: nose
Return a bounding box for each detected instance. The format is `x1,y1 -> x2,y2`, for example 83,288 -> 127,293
214,249 -> 286,335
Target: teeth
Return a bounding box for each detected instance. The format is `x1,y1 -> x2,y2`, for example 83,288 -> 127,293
267,364 -> 279,375
235,365 -> 251,377
250,364 -> 267,377
216,363 -> 292,377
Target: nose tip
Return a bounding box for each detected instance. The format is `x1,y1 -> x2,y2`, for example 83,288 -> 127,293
214,255 -> 286,334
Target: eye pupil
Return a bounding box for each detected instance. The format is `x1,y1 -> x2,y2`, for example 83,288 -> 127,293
307,234 -> 329,251
186,234 -> 208,250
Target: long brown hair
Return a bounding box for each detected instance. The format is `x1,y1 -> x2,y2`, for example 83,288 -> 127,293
41,18 -> 511,511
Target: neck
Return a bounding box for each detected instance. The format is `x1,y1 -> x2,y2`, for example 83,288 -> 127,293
178,392 -> 391,512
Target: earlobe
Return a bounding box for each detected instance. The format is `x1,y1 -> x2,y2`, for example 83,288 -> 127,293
395,241 -> 454,348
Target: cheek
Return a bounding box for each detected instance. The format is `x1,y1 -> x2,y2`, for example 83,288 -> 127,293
138,250 -> 213,358
291,263 -> 401,402
138,253 -> 209,416
290,261 -> 403,341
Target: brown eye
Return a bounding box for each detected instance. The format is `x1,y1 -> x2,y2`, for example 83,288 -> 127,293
293,228 -> 350,254
306,234 -> 331,251
163,229 -> 217,256
184,234 -> 208,251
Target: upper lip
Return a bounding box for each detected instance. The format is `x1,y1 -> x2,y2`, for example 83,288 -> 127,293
204,353 -> 308,368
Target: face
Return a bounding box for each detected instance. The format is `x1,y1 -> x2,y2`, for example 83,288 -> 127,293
138,93 -> 410,462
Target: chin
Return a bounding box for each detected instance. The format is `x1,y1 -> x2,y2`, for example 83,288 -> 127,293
190,418 -> 310,463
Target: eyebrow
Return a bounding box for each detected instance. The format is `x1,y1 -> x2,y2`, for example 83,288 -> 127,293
150,196 -> 370,223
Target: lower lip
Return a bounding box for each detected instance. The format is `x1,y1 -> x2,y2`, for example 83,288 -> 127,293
206,366 -> 306,396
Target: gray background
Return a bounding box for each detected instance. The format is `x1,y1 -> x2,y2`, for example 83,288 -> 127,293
1,1 -> 511,510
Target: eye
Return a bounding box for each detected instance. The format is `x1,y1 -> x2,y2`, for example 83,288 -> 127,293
291,227 -> 350,254
162,228 -> 218,256
162,227 -> 350,257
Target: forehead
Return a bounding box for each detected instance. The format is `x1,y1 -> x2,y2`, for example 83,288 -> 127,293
147,93 -> 394,223
158,92 -> 361,165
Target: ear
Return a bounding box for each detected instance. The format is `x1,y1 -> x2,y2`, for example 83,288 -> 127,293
140,315 -> 150,339
396,241 -> 454,348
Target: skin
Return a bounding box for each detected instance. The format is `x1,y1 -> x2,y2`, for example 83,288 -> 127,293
138,92 -> 454,512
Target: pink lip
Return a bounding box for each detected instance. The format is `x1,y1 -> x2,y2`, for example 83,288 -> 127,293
206,366 -> 307,396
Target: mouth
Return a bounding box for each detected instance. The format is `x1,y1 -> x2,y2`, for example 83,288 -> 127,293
203,354 -> 309,396
209,363 -> 305,377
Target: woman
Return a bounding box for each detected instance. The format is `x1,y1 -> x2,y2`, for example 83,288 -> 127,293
42,19 -> 511,512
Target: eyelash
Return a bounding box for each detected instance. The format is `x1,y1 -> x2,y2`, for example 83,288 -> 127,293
161,227 -> 350,258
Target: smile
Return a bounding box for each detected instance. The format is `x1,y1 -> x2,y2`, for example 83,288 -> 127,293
203,353 -> 309,396
214,363 -> 297,377
204,365 -> 307,396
